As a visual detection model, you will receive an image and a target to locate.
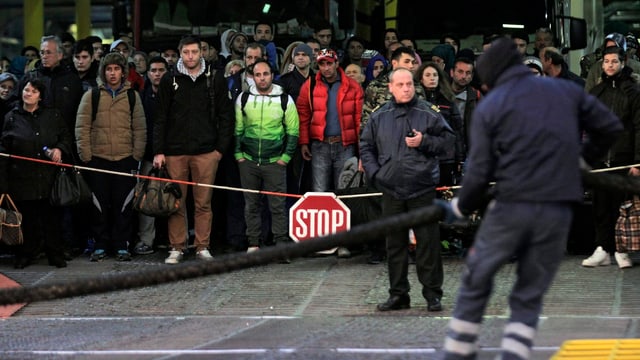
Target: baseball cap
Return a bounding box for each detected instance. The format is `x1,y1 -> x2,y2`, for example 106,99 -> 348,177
523,56 -> 543,73
109,39 -> 131,52
316,48 -> 338,63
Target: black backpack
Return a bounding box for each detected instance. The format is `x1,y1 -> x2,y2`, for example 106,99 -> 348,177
91,87 -> 136,122
239,91 -> 288,119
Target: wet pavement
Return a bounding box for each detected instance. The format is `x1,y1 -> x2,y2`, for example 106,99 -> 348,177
0,248 -> 639,359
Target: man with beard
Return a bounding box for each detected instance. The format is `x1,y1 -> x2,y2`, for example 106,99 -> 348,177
153,35 -> 234,264
234,59 -> 299,257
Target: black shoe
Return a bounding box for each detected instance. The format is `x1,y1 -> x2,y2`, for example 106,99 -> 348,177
367,252 -> 385,265
427,298 -> 442,312
377,295 -> 410,311
48,257 -> 67,268
14,257 -> 31,269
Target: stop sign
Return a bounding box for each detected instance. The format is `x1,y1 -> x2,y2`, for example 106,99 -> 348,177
289,192 -> 351,242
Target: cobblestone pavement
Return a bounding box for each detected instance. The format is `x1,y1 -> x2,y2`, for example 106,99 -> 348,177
0,249 -> 639,359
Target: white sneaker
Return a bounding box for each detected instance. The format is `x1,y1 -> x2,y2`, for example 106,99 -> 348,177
614,252 -> 633,269
196,249 -> 214,261
581,246 -> 611,267
165,250 -> 183,264
247,246 -> 260,253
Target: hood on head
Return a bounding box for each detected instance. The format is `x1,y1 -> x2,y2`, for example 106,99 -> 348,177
476,37 -> 522,88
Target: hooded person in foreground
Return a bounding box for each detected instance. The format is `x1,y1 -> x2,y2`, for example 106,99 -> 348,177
437,37 -> 623,360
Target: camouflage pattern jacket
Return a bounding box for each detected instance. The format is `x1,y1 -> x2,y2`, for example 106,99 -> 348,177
361,72 -> 426,132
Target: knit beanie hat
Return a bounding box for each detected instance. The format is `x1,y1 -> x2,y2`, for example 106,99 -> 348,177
476,37 -> 522,88
292,44 -> 313,59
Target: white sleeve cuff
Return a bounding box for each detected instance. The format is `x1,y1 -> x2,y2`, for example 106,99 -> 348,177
450,197 -> 465,218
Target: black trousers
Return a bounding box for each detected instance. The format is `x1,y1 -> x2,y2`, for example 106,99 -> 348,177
382,191 -> 443,302
16,198 -> 63,260
84,156 -> 138,252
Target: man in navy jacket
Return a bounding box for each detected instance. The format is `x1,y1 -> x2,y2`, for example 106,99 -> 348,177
360,67 -> 454,313
440,37 -> 622,360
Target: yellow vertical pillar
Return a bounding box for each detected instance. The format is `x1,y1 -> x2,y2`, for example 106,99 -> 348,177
24,0 -> 44,47
384,0 -> 397,30
76,0 -> 92,40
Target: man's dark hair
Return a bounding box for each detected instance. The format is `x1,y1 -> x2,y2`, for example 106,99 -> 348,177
148,55 -> 168,68
440,32 -> 460,46
21,46 -> 39,56
314,19 -> 333,33
251,58 -> 273,74
178,35 -> 201,51
254,20 -> 274,35
511,31 -> 529,44
542,48 -> 565,65
246,42 -> 266,57
453,56 -> 474,68
73,39 -> 94,56
85,35 -> 103,44
59,31 -> 75,44
390,46 -> 415,62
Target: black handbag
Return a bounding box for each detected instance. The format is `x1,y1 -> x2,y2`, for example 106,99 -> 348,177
132,166 -> 182,217
50,167 -> 93,207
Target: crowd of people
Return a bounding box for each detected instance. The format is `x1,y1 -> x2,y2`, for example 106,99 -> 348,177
0,20 -> 639,333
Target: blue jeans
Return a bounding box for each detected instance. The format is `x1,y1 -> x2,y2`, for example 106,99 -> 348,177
310,140 -> 356,192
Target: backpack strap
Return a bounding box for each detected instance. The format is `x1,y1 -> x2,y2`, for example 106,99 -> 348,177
240,91 -> 250,117
91,87 -> 100,122
205,64 -> 217,122
127,88 -> 136,118
240,92 -> 288,125
92,87 -> 136,122
308,74 -> 316,112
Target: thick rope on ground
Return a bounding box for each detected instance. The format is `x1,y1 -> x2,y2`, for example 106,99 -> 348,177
0,205 -> 444,306
0,171 -> 637,306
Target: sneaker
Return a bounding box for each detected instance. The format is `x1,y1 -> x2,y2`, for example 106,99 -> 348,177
581,246 -> 611,267
196,249 -> 214,261
337,247 -> 351,258
133,243 -> 154,255
89,249 -> 106,262
615,252 -> 633,269
247,246 -> 260,253
116,250 -> 132,261
165,249 -> 183,264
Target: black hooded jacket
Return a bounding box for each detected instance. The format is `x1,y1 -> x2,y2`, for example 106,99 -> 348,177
589,66 -> 640,165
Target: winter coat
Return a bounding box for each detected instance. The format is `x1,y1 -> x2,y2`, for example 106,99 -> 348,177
154,64 -> 234,156
296,68 -> 363,147
424,88 -> 465,163
589,66 -> 640,165
360,97 -> 455,200
456,64 -> 623,214
234,84 -> 300,164
275,68 -> 314,102
21,63 -> 84,136
75,82 -> 146,163
362,71 -> 426,131
0,106 -> 72,200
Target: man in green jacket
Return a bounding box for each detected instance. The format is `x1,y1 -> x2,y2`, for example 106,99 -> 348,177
235,59 -> 300,255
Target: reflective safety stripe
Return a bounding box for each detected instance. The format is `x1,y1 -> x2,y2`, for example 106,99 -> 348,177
501,337 -> 531,359
444,336 -> 477,356
449,317 -> 481,335
504,322 -> 535,340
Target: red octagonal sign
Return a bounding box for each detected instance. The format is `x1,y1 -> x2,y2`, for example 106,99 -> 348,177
289,192 -> 351,242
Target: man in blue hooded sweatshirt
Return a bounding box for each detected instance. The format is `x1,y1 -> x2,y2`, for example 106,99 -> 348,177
439,37 -> 623,360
